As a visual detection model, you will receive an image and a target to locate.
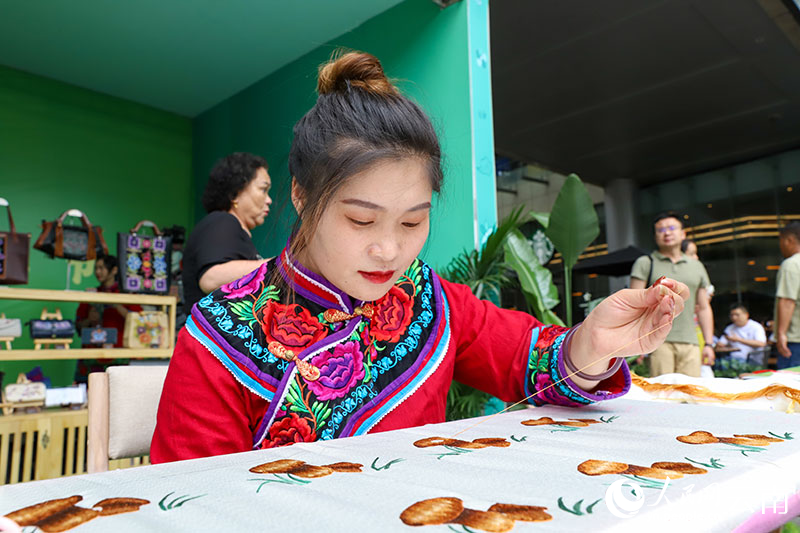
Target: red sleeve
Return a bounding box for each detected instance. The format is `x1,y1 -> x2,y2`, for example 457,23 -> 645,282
441,277 -> 548,402
76,303 -> 89,322
150,327 -> 269,463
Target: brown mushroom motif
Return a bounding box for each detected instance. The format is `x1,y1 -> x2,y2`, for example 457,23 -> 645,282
578,459 -> 707,480
400,497 -> 552,532
4,496 -> 150,532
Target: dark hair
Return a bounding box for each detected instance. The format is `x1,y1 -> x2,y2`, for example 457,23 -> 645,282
680,239 -> 694,253
287,50 -> 443,257
729,302 -> 748,314
202,152 -> 268,213
653,211 -> 684,228
96,254 -> 118,271
779,221 -> 800,242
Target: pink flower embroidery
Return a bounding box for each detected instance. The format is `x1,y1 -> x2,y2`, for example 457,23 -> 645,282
221,262 -> 268,299
306,341 -> 365,401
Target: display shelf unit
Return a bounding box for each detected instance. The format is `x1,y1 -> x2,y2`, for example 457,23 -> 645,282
0,288 -> 176,361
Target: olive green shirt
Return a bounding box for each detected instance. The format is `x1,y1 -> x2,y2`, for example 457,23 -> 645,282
630,251 -> 710,345
774,252 -> 800,343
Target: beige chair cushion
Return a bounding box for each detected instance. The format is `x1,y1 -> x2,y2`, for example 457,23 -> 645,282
107,365 -> 169,459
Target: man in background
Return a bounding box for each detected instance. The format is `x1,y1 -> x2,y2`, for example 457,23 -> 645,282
775,221 -> 800,369
630,211 -> 714,377
717,303 -> 767,367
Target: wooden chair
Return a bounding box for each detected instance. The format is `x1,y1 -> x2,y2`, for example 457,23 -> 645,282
87,365 -> 169,473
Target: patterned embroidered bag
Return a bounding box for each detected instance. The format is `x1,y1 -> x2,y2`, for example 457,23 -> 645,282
122,311 -> 168,349
33,209 -> 108,261
118,220 -> 172,295
0,198 -> 31,285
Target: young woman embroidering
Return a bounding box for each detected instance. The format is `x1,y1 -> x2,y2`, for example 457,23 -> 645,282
150,52 -> 687,463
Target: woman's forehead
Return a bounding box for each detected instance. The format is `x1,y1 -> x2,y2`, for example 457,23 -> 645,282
334,159 -> 433,205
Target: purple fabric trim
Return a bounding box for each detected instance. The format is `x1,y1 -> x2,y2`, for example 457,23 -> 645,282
190,305 -> 280,391
338,271 -> 445,437
556,330 -> 631,402
278,249 -> 353,312
252,315 -> 363,447
732,490 -> 800,532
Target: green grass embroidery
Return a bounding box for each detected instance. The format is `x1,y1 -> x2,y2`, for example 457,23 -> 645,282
550,426 -> 580,433
620,474 -> 669,490
158,491 -> 207,511
510,435 -> 527,442
557,497 -> 602,516
599,415 -> 619,423
724,442 -> 766,457
684,457 -> 724,469
248,474 -> 311,492
769,431 -> 793,440
435,445 -> 472,460
371,457 -> 405,471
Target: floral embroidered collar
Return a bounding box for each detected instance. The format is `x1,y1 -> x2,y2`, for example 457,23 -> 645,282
191,245 -> 447,447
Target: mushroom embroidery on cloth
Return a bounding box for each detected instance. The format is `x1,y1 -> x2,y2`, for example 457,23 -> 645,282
4,496 -> 149,532
578,459 -> 707,480
400,497 -> 552,532
249,459 -> 363,479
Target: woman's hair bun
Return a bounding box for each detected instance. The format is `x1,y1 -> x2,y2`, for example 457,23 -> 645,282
317,51 -> 398,97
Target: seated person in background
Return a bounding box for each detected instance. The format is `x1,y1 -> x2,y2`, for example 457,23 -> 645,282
182,152 -> 272,311
716,303 -> 767,367
74,255 -> 141,383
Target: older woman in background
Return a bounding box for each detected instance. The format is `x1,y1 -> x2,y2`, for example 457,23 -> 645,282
182,152 -> 272,310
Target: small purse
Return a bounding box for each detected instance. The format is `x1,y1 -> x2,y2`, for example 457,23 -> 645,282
80,326 -> 118,346
123,311 -> 168,349
29,319 -> 76,339
34,209 -> 108,261
118,220 -> 172,294
0,316 -> 23,338
0,198 -> 31,285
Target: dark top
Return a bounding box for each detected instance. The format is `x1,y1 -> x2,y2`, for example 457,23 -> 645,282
182,211 -> 259,310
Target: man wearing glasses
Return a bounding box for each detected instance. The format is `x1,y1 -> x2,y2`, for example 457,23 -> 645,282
630,211 -> 715,377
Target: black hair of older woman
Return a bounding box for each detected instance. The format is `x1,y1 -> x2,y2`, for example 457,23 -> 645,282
287,51 -> 443,255
202,152 -> 269,213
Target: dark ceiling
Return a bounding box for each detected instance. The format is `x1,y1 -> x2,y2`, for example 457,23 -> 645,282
491,0 -> 800,187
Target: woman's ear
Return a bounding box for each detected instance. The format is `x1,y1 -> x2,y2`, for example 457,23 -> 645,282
291,177 -> 305,214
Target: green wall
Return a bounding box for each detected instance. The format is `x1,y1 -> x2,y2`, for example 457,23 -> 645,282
193,0 -> 488,269
0,65 -> 193,386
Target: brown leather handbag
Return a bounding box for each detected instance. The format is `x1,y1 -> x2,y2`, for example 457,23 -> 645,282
0,199 -> 31,285
34,209 -> 109,261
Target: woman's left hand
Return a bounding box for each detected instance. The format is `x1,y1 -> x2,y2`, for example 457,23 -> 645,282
569,278 -> 688,385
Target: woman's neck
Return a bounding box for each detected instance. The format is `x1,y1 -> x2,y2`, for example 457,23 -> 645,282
228,210 -> 252,237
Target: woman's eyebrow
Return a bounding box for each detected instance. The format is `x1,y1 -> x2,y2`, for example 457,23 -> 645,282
341,199 -> 431,212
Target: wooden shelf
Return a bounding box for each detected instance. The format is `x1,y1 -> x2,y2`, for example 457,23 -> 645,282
0,287 -> 174,306
0,287 -> 177,361
0,349 -> 172,361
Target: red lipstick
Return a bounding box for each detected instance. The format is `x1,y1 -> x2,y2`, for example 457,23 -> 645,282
359,270 -> 394,284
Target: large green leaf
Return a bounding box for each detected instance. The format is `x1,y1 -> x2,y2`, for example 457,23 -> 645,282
544,174 -> 600,269
528,211 -> 550,229
504,230 -> 564,326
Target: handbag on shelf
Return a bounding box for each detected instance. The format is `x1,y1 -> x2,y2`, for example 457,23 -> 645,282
118,220 -> 172,295
0,198 -> 31,285
123,311 -> 168,349
80,326 -> 118,346
0,314 -> 22,338
29,319 -> 75,339
33,209 -> 108,261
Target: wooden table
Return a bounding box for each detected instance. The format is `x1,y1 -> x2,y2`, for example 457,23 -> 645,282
1,399 -> 798,532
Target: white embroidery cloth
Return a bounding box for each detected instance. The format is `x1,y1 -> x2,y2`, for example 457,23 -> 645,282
1,399 -> 798,532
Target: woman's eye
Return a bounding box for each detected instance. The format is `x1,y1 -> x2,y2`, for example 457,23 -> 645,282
348,218 -> 373,227
402,222 -> 421,228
